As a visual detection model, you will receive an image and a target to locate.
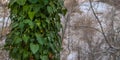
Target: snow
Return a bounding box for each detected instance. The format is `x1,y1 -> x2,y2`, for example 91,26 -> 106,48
79,2 -> 114,13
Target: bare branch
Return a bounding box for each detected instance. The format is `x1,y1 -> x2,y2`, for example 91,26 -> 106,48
89,0 -> 112,48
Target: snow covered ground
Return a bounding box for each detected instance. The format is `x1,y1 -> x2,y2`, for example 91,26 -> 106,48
0,0 -> 10,60
61,1 -> 120,60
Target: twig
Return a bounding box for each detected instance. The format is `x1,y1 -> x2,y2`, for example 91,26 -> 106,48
89,0 -> 112,48
61,11 -> 71,41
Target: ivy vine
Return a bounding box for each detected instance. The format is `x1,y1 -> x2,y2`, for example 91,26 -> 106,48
5,0 -> 65,60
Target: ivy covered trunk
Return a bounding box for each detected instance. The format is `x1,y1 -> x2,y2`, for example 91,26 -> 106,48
4,0 -> 64,60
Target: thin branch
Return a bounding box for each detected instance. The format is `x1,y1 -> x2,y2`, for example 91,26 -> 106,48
70,25 -> 102,33
89,0 -> 112,48
61,12 -> 71,41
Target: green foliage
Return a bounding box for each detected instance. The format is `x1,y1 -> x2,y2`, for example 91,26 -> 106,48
5,0 -> 65,60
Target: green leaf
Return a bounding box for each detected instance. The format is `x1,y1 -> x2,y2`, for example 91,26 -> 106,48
22,34 -> 29,43
43,50 -> 48,55
19,22 -> 24,29
50,43 -> 56,53
28,11 -> 35,20
28,0 -> 38,3
23,50 -> 29,58
16,0 -> 26,5
12,23 -> 18,28
56,22 -> 62,30
40,13 -> 46,18
30,43 -> 39,54
24,19 -> 34,29
47,6 -> 53,14
35,20 -> 41,26
23,5 -> 30,12
35,33 -> 44,45
42,22 -> 46,28
14,37 -> 22,44
33,4 -> 41,13
11,6 -> 18,14
40,56 -> 49,60
43,0 -> 49,5
10,0 -> 17,6
46,18 -> 50,24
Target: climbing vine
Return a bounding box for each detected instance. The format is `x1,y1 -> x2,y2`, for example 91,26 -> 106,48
5,0 -> 65,60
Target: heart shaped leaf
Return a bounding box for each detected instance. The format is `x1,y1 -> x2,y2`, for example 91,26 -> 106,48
10,0 -> 17,6
35,33 -> 44,45
28,11 -> 35,20
47,6 -> 53,14
22,34 -> 29,43
16,0 -> 26,5
30,43 -> 39,54
28,0 -> 38,3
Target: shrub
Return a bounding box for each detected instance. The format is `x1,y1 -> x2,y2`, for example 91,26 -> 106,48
5,0 -> 65,60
